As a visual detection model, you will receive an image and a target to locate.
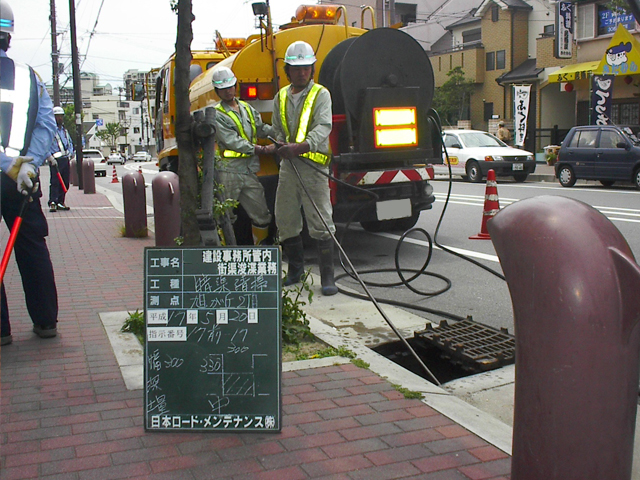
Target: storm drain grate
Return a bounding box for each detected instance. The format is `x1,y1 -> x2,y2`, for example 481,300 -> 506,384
413,317 -> 515,372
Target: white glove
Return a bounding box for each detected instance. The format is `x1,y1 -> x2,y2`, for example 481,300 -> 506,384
5,156 -> 33,182
16,162 -> 37,195
48,156 -> 57,167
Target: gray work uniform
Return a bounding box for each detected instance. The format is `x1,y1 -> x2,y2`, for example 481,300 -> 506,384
272,80 -> 335,242
214,99 -> 274,227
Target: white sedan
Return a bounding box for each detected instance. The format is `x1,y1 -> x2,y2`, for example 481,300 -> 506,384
132,151 -> 152,162
107,152 -> 125,165
434,129 -> 536,183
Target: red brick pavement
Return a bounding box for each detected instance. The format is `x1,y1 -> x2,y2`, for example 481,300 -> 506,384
0,179 -> 511,479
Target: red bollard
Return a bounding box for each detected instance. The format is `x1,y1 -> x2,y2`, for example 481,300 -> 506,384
122,170 -> 147,238
82,159 -> 96,194
69,158 -> 77,186
151,171 -> 180,246
488,196 -> 640,480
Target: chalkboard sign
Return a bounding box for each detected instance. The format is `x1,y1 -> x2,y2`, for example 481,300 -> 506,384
143,247 -> 281,432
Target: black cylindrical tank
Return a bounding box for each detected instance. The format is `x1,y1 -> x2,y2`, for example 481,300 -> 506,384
319,28 -> 435,117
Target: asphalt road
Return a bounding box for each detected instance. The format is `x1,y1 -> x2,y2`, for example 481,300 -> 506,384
97,165 -> 640,334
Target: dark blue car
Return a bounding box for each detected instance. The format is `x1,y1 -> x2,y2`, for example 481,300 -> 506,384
555,125 -> 640,189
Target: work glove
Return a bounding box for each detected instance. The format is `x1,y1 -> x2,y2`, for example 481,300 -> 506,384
48,156 -> 57,167
255,144 -> 277,156
277,141 -> 310,160
5,156 -> 34,182
16,161 -> 38,195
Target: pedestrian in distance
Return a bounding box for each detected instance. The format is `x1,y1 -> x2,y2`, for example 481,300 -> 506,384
271,41 -> 338,296
497,120 -> 511,145
0,0 -> 59,346
48,105 -> 74,211
213,66 -> 276,246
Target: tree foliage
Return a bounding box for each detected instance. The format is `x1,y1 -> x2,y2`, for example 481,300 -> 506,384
96,122 -> 121,149
62,104 -> 80,147
432,66 -> 475,127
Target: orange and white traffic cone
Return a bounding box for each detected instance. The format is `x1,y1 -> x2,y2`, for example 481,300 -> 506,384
469,169 -> 500,240
111,165 -> 119,183
138,165 -> 142,174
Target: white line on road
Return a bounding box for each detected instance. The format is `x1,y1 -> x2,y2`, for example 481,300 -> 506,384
372,231 -> 500,263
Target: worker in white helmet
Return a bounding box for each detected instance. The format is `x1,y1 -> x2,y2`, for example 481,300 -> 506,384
271,41 -> 338,296
212,66 -> 275,245
47,106 -> 74,211
0,0 -> 59,345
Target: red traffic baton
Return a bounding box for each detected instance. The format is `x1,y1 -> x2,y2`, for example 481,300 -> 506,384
0,190 -> 32,284
52,164 -> 68,193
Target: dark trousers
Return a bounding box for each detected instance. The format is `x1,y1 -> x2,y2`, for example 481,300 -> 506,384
1,173 -> 58,337
49,156 -> 70,205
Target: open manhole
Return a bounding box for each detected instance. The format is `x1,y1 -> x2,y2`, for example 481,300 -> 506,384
373,317 -> 515,384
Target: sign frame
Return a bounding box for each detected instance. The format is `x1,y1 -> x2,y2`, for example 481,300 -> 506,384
143,246 -> 282,433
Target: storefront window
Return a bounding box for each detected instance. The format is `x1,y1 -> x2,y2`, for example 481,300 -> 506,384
611,102 -> 640,124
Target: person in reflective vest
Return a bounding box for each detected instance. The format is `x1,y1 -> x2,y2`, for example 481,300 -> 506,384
47,106 -> 74,211
212,66 -> 275,245
271,41 -> 338,296
0,0 -> 59,346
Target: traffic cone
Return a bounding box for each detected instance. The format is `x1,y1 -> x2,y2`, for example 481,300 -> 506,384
469,169 -> 500,240
111,165 -> 119,183
138,166 -> 142,174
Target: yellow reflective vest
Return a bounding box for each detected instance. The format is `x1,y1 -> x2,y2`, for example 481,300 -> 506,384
278,83 -> 329,165
214,101 -> 257,158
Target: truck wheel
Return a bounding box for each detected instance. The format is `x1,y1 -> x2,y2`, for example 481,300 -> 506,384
466,161 -> 483,183
513,173 -> 528,182
558,165 -> 576,187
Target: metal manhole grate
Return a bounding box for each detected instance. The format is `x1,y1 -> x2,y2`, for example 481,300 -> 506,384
413,317 -> 515,372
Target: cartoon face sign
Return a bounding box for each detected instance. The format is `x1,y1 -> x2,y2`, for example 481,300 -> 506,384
606,41 -> 632,66
595,76 -> 613,90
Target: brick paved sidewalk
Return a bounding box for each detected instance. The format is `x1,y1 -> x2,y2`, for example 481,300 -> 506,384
0,178 -> 511,479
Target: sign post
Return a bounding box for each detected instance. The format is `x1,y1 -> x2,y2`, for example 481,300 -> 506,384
143,246 -> 282,433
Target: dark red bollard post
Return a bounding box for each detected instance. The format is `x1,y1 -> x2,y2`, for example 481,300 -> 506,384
487,196 -> 640,480
151,171 -> 180,246
82,159 -> 95,194
69,158 -> 77,186
123,171 -> 147,238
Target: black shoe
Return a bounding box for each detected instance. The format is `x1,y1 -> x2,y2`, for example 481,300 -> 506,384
57,204 -> 70,211
1,334 -> 12,346
49,203 -> 57,212
33,324 -> 57,338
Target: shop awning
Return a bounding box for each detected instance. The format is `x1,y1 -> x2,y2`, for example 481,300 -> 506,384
548,61 -> 601,83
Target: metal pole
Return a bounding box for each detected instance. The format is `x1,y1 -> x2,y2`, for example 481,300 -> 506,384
49,0 -> 60,106
69,0 -> 84,189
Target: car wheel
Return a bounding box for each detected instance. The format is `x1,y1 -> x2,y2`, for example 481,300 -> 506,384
466,161 -> 483,183
558,165 -> 576,187
513,173 -> 528,182
634,168 -> 640,190
599,180 -> 615,187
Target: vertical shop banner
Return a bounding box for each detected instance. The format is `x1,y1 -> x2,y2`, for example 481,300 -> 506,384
513,85 -> 531,147
556,2 -> 574,59
590,75 -> 614,125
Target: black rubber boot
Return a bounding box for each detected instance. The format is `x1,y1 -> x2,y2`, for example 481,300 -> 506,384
317,238 -> 338,296
282,236 -> 304,286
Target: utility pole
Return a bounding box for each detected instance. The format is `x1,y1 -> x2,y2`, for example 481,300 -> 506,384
49,0 -> 60,106
69,0 -> 83,189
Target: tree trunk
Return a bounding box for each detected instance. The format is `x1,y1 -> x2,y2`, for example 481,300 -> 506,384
174,0 -> 200,245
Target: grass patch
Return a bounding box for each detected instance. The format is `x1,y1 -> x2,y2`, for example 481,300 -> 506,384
392,384 -> 424,400
121,309 -> 144,344
287,344 -> 357,361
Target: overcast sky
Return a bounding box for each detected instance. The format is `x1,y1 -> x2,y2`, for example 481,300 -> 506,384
9,0 -> 312,90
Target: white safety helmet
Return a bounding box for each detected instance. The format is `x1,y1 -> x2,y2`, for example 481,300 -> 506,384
212,66 -> 237,90
53,106 -> 65,115
284,41 -> 316,66
0,0 -> 14,33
